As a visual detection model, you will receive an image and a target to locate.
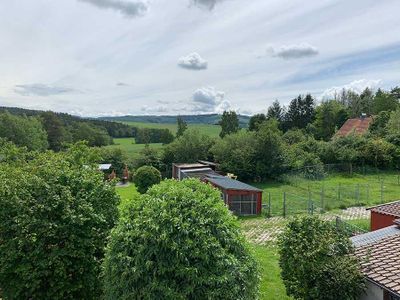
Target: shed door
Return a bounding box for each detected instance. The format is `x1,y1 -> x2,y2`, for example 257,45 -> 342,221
230,193 -> 256,215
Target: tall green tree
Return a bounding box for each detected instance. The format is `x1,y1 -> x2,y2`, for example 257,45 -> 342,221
373,88 -> 398,114
176,116 -> 188,137
285,94 -> 315,130
267,100 -> 283,122
219,110 -> 239,138
279,216 -> 365,300
248,113 -> 267,131
386,108 -> 400,135
0,112 -> 48,151
313,100 -> 348,141
40,111 -> 71,151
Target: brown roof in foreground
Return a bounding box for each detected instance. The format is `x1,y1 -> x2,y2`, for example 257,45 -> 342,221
355,233 -> 400,296
336,117 -> 373,137
368,200 -> 400,218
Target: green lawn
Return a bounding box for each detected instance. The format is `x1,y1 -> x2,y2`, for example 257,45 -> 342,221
252,245 -> 291,300
104,137 -> 163,158
123,121 -> 222,138
253,172 -> 400,216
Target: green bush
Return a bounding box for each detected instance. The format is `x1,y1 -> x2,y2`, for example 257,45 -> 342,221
0,150 -> 119,299
278,216 -> 365,300
103,179 -> 260,300
133,165 -> 162,193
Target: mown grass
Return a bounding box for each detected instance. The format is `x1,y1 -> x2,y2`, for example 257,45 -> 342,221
105,137 -> 163,158
123,121 -> 221,138
253,172 -> 400,216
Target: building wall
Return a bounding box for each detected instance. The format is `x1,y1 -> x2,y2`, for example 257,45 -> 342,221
360,281 -> 384,300
225,189 -> 262,215
371,211 -> 396,231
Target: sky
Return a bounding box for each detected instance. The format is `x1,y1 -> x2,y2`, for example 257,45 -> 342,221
0,0 -> 399,117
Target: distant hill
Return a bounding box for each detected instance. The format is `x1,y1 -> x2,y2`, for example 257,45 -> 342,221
99,114 -> 251,127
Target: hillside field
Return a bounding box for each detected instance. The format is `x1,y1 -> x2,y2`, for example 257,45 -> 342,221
104,137 -> 163,158
123,121 -> 222,138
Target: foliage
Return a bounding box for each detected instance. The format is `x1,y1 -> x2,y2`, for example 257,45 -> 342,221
0,147 -> 119,300
267,100 -> 284,123
98,147 -> 128,177
386,108 -> 400,135
162,129 -> 214,166
211,131 -> 257,180
136,127 -> 175,144
132,144 -> 162,170
313,100 -> 348,140
133,165 -> 162,193
278,216 -> 365,300
103,179 -> 260,300
40,111 -> 72,151
72,122 -> 113,147
248,113 -> 267,131
220,110 -> 240,138
284,94 -> 315,131
370,110 -> 390,136
0,111 -> 48,151
176,116 -> 188,137
373,88 -> 398,114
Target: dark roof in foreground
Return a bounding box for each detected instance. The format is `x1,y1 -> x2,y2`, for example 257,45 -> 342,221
204,175 -> 262,192
353,228 -> 400,297
336,117 -> 373,137
368,200 -> 400,218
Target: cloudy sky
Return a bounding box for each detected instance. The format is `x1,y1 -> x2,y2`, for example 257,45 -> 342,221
0,0 -> 399,116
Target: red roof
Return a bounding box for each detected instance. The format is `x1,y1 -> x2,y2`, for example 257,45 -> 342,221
368,200 -> 400,218
336,117 -> 373,137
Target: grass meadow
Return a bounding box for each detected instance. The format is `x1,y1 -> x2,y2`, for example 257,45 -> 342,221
123,121 -> 222,138
105,137 -> 163,158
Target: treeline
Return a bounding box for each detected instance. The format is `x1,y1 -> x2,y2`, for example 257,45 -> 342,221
130,86 -> 400,181
0,107 -> 175,150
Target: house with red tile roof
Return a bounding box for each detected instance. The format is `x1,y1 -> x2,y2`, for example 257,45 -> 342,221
335,115 -> 373,137
351,220 -> 400,300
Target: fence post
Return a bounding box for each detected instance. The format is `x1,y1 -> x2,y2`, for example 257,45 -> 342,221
320,186 -> 325,213
283,192 -> 286,218
268,192 -> 271,218
356,184 -> 360,206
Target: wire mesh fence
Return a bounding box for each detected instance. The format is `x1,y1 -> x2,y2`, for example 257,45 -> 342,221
263,176 -> 400,218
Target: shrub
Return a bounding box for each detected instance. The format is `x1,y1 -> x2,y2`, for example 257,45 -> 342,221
103,179 -> 260,300
0,151 -> 119,300
133,165 -> 162,193
278,216 -> 365,300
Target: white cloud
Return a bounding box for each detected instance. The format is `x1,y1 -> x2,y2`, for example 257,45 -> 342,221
270,43 -> 319,59
78,0 -> 149,18
178,52 -> 208,70
192,87 -> 232,113
116,82 -> 129,86
321,79 -> 383,99
14,84 -> 76,97
191,0 -> 224,10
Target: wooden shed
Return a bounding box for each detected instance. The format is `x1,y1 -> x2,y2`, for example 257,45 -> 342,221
172,163 -> 262,216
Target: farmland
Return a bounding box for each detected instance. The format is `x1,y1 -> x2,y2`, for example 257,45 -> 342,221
104,137 -> 163,158
123,121 -> 222,138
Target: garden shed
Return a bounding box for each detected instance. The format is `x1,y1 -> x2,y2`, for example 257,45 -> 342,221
172,162 -> 262,216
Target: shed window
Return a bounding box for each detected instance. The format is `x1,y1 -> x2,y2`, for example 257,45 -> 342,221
230,193 -> 257,215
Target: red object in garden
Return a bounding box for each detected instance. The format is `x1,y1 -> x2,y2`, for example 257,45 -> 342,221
108,170 -> 117,181
368,200 -> 400,231
122,165 -> 129,183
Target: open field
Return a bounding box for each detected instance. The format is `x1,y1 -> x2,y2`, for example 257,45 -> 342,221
104,137 -> 163,158
122,121 -> 222,138
253,172 -> 400,217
